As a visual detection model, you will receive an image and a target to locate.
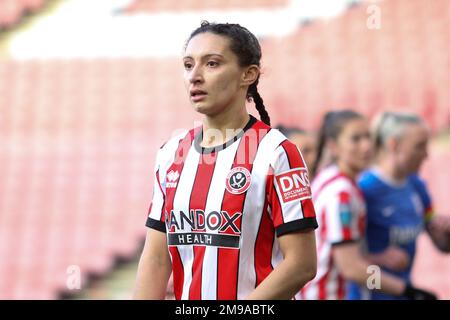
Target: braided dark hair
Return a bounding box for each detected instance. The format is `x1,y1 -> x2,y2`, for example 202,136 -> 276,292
311,110 -> 363,177
187,21 -> 271,126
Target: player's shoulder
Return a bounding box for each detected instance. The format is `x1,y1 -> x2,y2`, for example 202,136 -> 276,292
156,128 -> 195,165
407,174 -> 431,204
357,169 -> 380,189
268,132 -> 310,174
264,127 -> 289,149
357,169 -> 388,200
408,174 -> 428,190
257,128 -> 290,160
312,165 -> 354,195
267,129 -> 301,159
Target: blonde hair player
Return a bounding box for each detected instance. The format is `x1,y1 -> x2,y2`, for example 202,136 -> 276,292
299,110 -> 436,300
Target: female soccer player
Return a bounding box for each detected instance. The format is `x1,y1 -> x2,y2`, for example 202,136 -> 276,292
347,112 -> 450,300
276,125 -> 317,170
298,110 -> 435,300
133,22 -> 318,300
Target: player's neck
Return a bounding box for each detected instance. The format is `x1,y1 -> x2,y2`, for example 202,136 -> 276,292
201,105 -> 250,148
376,158 -> 407,183
336,161 -> 359,181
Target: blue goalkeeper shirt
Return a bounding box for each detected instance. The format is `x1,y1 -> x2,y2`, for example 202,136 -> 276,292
347,170 -> 430,300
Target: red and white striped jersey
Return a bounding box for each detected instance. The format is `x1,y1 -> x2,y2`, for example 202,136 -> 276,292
297,165 -> 366,300
146,115 -> 318,300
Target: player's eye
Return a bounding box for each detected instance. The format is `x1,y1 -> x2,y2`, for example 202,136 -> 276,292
351,135 -> 362,143
184,61 -> 193,70
351,133 -> 370,143
206,60 -> 219,67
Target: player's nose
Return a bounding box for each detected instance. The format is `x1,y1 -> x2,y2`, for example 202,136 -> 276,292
188,65 -> 204,84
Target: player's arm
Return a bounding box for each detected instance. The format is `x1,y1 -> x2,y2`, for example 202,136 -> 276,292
363,246 -> 410,272
245,140 -> 318,299
326,186 -> 436,299
333,242 -> 404,295
245,228 -> 317,300
134,145 -> 172,299
133,228 -> 172,299
410,177 -> 450,253
426,215 -> 450,253
332,242 -> 436,299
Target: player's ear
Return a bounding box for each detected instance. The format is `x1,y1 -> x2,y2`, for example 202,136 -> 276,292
241,65 -> 259,87
386,136 -> 399,152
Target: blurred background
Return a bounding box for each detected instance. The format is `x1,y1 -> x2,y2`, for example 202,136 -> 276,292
0,0 -> 449,299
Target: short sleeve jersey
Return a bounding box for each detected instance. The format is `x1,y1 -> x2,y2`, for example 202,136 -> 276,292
146,115 -> 318,300
347,170 -> 429,300
298,165 -> 366,300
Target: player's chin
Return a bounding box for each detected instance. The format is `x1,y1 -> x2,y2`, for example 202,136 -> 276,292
355,158 -> 371,172
191,103 -> 209,115
191,103 -> 221,117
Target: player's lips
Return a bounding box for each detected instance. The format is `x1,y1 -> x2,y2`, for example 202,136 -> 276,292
190,89 -> 207,102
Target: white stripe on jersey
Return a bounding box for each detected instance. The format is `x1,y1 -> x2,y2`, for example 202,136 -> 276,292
148,130 -> 189,222
237,129 -> 287,299
172,141 -> 200,300
301,165 -> 365,300
200,137 -> 241,300
314,178 -> 364,244
327,267 -> 339,300
146,119 -> 318,300
272,144 -> 306,223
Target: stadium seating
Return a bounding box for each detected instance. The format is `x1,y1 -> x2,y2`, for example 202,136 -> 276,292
259,0 -> 450,131
0,58 -> 198,299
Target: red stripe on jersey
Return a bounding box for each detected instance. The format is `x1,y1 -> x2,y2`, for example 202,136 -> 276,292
300,205 -> 326,299
339,191 -> 350,203
339,191 -> 352,241
316,207 -> 328,299
188,153 -> 217,300
280,139 -> 306,168
318,255 -> 333,300
165,129 -> 198,230
337,274 -> 346,300
280,140 -> 316,219
301,198 -> 316,218
217,120 -> 269,299
318,207 -> 327,252
169,246 -> 184,300
313,172 -> 346,200
254,196 -> 275,286
268,165 -> 285,227
165,128 -> 198,299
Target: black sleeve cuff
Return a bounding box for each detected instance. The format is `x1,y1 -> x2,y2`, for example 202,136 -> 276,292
330,239 -> 360,247
146,217 -> 166,233
276,217 -> 318,237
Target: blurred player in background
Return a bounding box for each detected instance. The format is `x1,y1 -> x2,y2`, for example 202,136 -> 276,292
276,125 -> 317,171
298,110 -> 436,300
133,21 -> 318,300
347,112 -> 450,300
